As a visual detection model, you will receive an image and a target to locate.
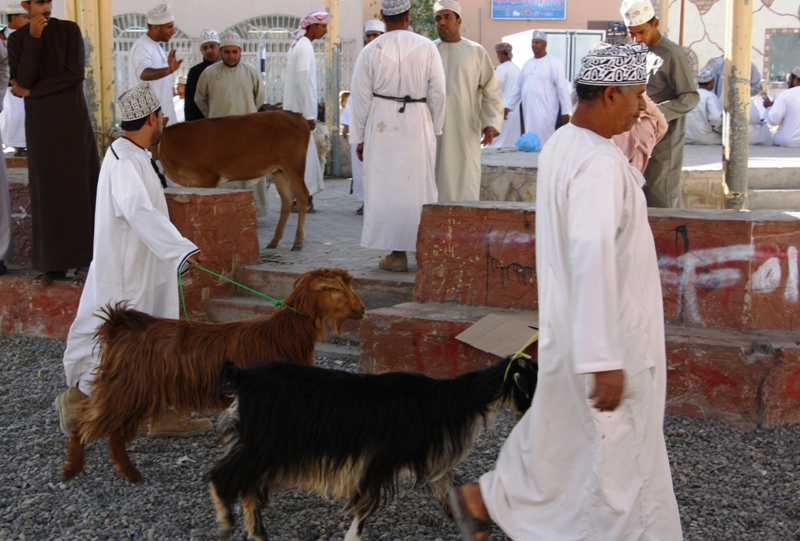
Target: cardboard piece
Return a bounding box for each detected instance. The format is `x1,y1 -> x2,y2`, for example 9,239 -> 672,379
456,312 -> 539,359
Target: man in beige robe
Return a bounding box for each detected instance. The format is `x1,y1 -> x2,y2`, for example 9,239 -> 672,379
196,31 -> 269,217
433,0 -> 503,202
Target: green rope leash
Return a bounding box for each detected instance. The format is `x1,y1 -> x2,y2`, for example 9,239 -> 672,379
179,263 -> 308,319
503,330 -> 540,384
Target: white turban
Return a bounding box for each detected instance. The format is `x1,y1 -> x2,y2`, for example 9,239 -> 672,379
433,0 -> 461,17
620,0 -> 656,27
219,30 -> 242,49
147,4 -> 174,26
364,19 -> 386,34
6,3 -> 25,15
118,82 -> 160,122
199,27 -> 219,45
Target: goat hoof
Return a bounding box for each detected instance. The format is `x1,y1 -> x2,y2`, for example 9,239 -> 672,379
291,245 -> 303,251
123,470 -> 143,483
266,243 -> 278,249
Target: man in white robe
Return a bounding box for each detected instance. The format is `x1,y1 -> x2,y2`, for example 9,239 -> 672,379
55,83 -> 210,439
341,18 -> 385,215
283,10 -> 328,212
196,31 -> 269,217
172,75 -> 185,123
685,67 -> 722,145
0,32 -> 12,274
762,67 -> 800,147
449,43 -> 682,541
1,3 -> 27,155
504,30 -> 571,147
433,0 -> 503,202
350,0 -> 445,273
488,42 -> 521,149
128,4 -> 180,127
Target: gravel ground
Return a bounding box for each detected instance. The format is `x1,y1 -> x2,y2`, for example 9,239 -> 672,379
1,336 -> 798,541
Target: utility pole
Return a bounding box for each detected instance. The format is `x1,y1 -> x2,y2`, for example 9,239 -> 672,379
657,0 -> 669,38
721,0 -> 753,210
325,0 -> 341,177
64,0 -> 115,156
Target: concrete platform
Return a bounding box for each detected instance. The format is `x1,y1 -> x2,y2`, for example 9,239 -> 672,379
481,145 -> 800,210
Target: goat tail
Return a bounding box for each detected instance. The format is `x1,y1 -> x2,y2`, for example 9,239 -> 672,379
95,301 -> 157,345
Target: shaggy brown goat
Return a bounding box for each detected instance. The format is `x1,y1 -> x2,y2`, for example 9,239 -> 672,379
62,268 -> 365,484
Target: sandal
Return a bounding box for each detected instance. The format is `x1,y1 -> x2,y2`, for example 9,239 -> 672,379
448,485 -> 491,541
71,267 -> 88,289
33,270 -> 66,287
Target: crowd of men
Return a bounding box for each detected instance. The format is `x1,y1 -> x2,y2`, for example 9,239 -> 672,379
0,0 -> 797,536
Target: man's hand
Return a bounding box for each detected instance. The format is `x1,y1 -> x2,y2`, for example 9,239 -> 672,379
590,369 -> 624,412
503,107 -> 510,120
167,50 -> 183,74
481,126 -> 495,147
356,143 -> 364,162
187,252 -> 204,267
762,95 -> 774,109
307,119 -> 317,131
29,14 -> 47,38
10,82 -> 30,98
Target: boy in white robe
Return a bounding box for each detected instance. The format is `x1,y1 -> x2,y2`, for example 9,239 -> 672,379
449,43 -> 682,541
488,42 -> 521,149
55,83 -> 210,439
283,10 -> 328,212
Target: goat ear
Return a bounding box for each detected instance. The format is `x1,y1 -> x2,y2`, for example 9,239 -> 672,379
513,372 -> 530,396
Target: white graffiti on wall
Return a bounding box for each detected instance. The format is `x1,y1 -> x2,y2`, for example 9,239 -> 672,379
658,243 -> 800,326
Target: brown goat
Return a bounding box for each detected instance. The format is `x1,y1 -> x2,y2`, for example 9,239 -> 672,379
62,268 -> 365,484
153,110 -> 311,251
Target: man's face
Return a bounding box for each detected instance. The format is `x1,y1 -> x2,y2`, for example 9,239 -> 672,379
435,10 -> 461,42
9,12 -> 29,29
365,30 -> 382,44
154,22 -> 176,43
221,45 -> 241,67
627,19 -> 660,48
22,0 -> 51,20
201,41 -> 221,63
495,50 -> 508,63
151,109 -> 165,146
306,23 -> 328,41
176,83 -> 185,99
612,84 -> 647,135
531,38 -> 546,58
789,74 -> 799,88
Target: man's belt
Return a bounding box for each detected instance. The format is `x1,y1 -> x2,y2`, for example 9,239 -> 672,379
373,93 -> 427,113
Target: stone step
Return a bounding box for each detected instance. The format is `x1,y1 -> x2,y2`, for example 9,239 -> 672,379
233,264 -> 415,311
748,189 -> 800,210
360,301 -> 800,427
746,171 -> 800,190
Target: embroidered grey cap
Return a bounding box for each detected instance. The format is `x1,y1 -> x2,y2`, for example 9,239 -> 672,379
620,0 -> 655,27
381,0 -> 411,16
146,4 -> 174,26
219,30 -> 242,49
697,67 -> 714,84
199,27 -> 220,45
118,82 -> 161,122
575,42 -> 649,86
6,2 -> 25,15
531,30 -> 548,42
433,0 -> 461,16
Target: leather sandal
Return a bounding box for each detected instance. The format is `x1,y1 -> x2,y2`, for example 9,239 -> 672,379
33,270 -> 66,287
71,267 -> 89,289
448,485 -> 491,541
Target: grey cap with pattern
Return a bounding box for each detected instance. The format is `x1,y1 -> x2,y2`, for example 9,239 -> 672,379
575,42 -> 649,86
119,82 -> 161,122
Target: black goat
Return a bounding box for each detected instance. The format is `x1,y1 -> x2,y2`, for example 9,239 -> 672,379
206,357 -> 538,541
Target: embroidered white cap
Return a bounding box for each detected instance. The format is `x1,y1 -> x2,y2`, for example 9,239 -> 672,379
381,0 -> 410,16
176,75 -> 187,85
219,30 -> 242,49
575,42 -> 649,86
6,2 -> 25,15
531,30 -> 547,42
697,67 -> 714,84
118,82 -> 161,122
199,27 -> 220,45
365,19 -> 386,33
433,0 -> 461,17
146,4 -> 174,26
620,0 -> 655,27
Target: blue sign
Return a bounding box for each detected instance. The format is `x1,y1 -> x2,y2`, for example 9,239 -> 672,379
492,0 -> 567,20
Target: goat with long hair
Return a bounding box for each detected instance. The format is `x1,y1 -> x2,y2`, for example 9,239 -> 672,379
62,268 -> 365,484
207,356 -> 538,541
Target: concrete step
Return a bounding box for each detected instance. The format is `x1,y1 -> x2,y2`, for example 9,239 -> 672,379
747,170 -> 800,190
748,189 -> 800,210
233,264 -> 415,311
360,301 -> 800,427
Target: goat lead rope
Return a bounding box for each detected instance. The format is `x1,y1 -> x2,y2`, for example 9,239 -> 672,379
178,263 -> 308,319
504,331 -> 540,384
